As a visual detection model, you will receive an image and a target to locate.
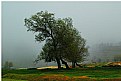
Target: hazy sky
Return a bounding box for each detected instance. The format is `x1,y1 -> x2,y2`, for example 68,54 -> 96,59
2,1 -> 121,68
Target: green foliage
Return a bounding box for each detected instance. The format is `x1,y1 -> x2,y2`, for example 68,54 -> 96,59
24,11 -> 56,42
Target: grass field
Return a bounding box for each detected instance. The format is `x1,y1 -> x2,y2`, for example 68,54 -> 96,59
2,67 -> 121,81
2,78 -> 26,81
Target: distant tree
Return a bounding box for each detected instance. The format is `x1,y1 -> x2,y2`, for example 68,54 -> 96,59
97,58 -> 102,63
113,55 -> 121,62
4,61 -> 13,69
9,62 -> 13,68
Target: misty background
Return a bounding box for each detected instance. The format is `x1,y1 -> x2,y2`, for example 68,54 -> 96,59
2,1 -> 121,68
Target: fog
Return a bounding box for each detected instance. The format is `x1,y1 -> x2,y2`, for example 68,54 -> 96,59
2,1 -> 121,68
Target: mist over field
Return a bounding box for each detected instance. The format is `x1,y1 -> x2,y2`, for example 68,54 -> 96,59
2,1 -> 121,68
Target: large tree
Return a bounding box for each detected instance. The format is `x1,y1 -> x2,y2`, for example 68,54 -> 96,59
25,11 -> 88,69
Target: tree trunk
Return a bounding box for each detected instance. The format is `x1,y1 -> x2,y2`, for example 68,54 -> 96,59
51,34 -> 61,69
56,58 -> 61,69
76,62 -> 82,67
61,59 -> 69,69
72,61 -> 76,68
